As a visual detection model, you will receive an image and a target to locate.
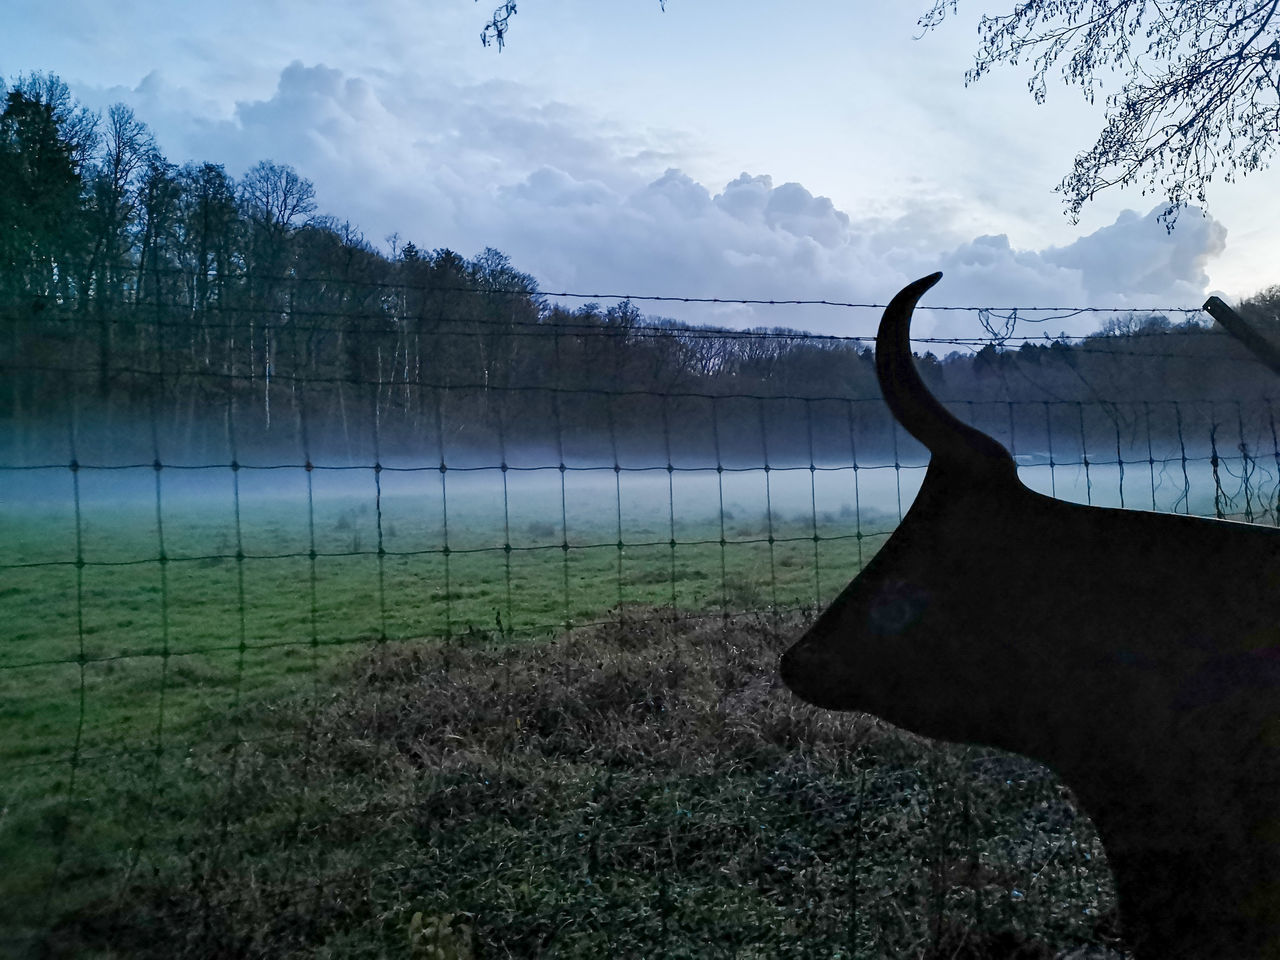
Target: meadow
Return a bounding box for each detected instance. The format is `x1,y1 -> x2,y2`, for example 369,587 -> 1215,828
0,454 -> 1259,956
1,464 -> 915,762
17,614 -> 1123,959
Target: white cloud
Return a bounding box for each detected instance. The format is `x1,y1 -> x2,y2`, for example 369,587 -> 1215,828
84,62 -> 1230,340
1044,208 -> 1227,303
923,208 -> 1227,337
498,166 -> 614,207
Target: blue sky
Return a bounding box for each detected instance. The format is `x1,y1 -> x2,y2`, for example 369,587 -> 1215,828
5,0 -> 1278,337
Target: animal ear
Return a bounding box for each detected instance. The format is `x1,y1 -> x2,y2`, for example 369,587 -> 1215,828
877,273 -> 1015,474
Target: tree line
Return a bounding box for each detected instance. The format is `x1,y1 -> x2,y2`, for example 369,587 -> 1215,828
1,72 -> 1277,468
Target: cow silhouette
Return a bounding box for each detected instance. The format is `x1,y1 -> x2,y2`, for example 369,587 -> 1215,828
780,272 -> 1280,959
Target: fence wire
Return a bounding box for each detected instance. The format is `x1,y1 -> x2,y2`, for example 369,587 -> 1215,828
1,291 -> 1278,958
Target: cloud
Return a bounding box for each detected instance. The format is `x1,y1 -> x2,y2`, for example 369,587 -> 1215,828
87,61 -> 1229,340
1045,208 -> 1227,303
494,160 -> 1225,338
923,208 -> 1227,337
498,166 -> 614,207
715,174 -> 851,248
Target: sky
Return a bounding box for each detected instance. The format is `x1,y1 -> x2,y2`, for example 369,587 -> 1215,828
5,0 -> 1278,339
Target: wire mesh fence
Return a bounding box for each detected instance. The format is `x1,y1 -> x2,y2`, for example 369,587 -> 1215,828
1,285 -> 1278,957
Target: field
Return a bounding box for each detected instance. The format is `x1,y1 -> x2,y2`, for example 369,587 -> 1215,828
0,456 -> 1244,955
1,464 -> 913,759
12,614 -> 1123,958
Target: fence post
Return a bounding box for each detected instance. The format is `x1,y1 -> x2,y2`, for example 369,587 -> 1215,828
1202,296 -> 1280,378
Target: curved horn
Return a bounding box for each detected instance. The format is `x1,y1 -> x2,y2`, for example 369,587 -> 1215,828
877,273 -> 1015,471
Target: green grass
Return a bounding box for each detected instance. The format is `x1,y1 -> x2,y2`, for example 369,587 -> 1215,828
1,490 -> 889,765
1,487 -> 909,955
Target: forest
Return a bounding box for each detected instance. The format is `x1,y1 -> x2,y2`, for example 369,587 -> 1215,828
3,71 -> 1279,470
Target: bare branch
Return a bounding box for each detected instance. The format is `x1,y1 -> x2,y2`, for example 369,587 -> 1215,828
920,0 -> 1280,219
478,1 -> 517,50
478,0 -> 666,50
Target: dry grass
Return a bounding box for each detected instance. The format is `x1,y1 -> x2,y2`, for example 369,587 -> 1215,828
39,610 -> 1125,959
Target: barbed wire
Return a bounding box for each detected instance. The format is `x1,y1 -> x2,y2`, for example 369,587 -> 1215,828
7,274 -> 1231,349
6,301 -> 1219,346
4,356 -> 1276,397
96,263 -> 1216,315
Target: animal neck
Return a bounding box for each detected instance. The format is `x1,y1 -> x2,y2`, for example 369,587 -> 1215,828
1099,821 -> 1280,959
1067,762 -> 1280,959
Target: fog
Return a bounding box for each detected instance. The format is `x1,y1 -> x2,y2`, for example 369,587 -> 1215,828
5,392 -> 1277,569
4,447 -> 1275,569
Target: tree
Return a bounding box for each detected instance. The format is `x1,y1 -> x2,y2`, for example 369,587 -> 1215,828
920,1 -> 1280,222
135,156 -> 181,304
10,72 -> 98,170
175,162 -> 239,311
83,102 -> 156,304
239,160 -> 317,233
1237,283 -> 1280,352
0,73 -> 96,302
238,159 -> 316,306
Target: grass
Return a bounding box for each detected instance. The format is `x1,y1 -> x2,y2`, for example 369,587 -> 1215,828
26,613 -> 1122,958
0,468 -> 1144,956
0,486 -> 892,765
1,406 -> 1267,955
1,483 -> 915,954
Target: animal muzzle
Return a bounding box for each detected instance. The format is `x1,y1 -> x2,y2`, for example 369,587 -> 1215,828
779,637 -> 861,711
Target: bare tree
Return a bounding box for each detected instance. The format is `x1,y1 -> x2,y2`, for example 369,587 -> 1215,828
237,160 -> 317,307
176,162 -> 238,314
135,157 -> 181,305
237,161 -> 318,425
921,1 -> 1280,222
239,160 -> 317,233
84,103 -> 156,304
76,102 -> 157,393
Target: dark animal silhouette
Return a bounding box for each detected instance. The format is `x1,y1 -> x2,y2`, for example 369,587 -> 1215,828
780,272 -> 1280,960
